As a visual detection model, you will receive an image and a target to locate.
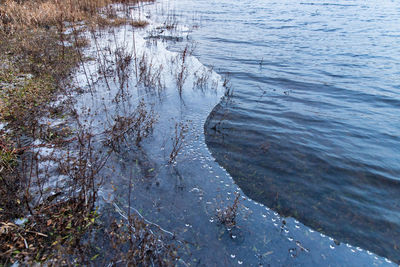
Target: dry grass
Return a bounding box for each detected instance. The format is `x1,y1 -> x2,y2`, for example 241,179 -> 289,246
0,132 -> 21,221
0,0 -> 154,33
106,215 -> 178,266
0,198 -> 99,264
130,19 -> 149,28
91,16 -> 149,28
0,73 -> 54,127
0,28 -> 80,134
1,0 -> 101,31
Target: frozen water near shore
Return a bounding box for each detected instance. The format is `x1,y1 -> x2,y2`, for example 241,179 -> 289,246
66,1 -> 395,265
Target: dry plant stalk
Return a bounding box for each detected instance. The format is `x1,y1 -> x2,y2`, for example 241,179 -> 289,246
0,130 -> 110,265
175,46 -> 188,96
104,101 -> 157,151
169,122 -> 188,164
217,192 -> 241,229
193,66 -> 213,91
138,52 -> 164,94
107,216 -> 178,266
174,43 -> 196,96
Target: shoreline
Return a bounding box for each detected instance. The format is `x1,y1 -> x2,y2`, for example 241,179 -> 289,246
0,0 -> 397,265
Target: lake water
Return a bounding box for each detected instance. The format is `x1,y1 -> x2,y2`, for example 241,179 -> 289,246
161,0 -> 400,263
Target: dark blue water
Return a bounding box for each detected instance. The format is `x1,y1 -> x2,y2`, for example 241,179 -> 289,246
164,0 -> 400,263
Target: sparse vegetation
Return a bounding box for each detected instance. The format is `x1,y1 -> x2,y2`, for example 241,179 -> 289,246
168,122 -> 188,164
174,44 -> 194,96
0,130 -> 107,265
106,215 -> 179,266
0,0 -> 176,265
193,66 -> 213,91
104,101 -> 157,151
217,192 -> 241,229
138,52 -> 165,94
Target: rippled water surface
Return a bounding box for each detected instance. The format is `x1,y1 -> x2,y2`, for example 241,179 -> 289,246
161,0 -> 400,262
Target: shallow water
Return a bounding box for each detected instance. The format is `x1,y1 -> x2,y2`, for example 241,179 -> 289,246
69,1 -> 397,265
155,0 -> 400,263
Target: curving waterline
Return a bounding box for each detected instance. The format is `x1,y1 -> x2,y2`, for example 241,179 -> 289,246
67,1 -> 396,265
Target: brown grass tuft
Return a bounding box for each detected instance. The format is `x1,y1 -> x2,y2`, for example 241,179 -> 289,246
130,19 -> 149,28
